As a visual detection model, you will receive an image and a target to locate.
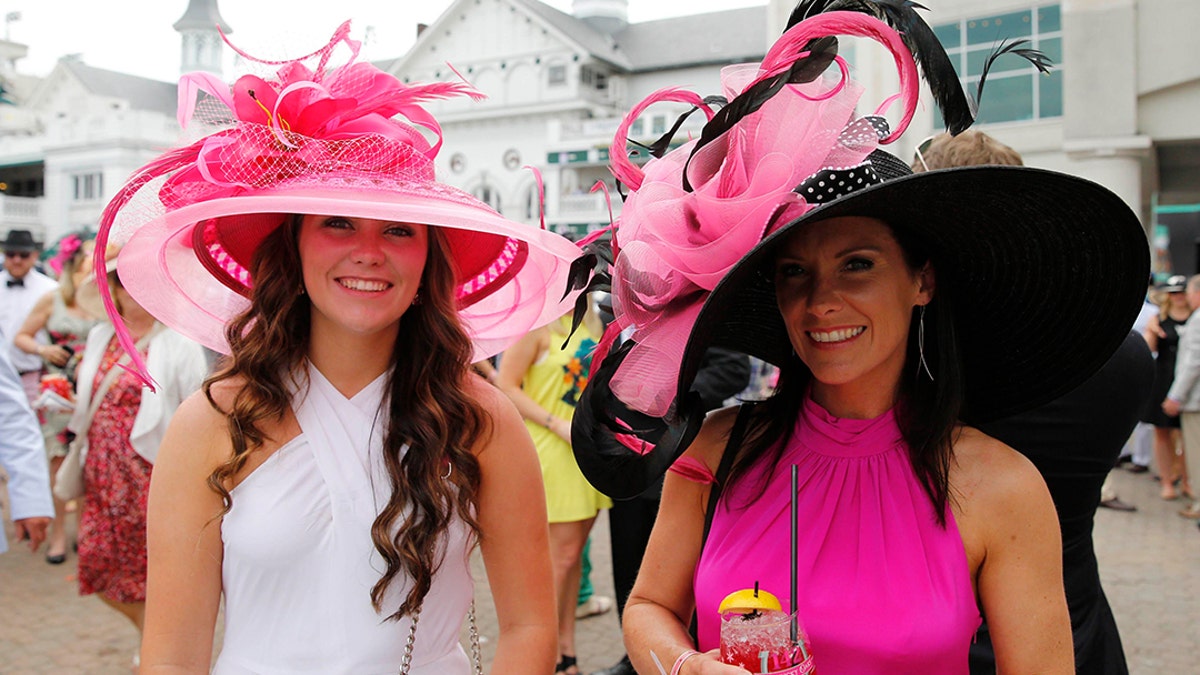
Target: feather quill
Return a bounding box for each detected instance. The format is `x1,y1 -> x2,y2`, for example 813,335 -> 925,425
972,39 -> 1053,117
787,0 -> 975,134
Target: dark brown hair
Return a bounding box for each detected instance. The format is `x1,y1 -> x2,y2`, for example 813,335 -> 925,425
204,215 -> 490,619
728,221 -> 962,526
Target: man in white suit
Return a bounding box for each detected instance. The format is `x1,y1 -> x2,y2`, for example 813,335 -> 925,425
0,338 -> 52,553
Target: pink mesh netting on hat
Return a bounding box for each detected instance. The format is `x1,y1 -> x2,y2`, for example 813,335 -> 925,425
95,21 -> 581,387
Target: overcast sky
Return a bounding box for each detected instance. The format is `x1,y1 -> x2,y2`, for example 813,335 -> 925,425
5,0 -> 767,82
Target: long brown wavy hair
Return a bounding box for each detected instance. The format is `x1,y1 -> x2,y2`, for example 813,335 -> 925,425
204,215 -> 490,620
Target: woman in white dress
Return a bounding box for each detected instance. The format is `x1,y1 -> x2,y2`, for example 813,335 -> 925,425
89,23 -> 581,675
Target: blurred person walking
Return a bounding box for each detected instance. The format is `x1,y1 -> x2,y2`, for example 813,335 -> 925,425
69,264 -> 208,658
0,345 -> 53,555
497,307 -> 609,675
0,229 -> 57,404
13,232 -> 102,563
1162,274 -> 1200,521
1142,275 -> 1193,499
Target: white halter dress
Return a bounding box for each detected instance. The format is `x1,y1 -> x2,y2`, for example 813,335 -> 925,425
214,364 -> 475,674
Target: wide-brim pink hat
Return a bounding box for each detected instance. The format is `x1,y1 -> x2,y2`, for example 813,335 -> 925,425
95,22 -> 580,382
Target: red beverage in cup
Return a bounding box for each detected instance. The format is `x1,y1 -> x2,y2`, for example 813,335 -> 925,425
718,585 -> 815,674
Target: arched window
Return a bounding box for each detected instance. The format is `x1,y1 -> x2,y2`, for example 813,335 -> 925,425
473,182 -> 502,213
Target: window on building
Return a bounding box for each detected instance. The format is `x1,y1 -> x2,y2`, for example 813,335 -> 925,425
548,64 -> 567,85
473,182 -> 501,213
934,4 -> 1062,125
580,66 -> 609,91
652,115 -> 667,136
72,172 -> 103,201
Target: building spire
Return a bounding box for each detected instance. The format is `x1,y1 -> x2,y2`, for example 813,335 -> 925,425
174,0 -> 231,77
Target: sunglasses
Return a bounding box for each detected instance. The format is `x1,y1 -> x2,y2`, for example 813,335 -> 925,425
4,250 -> 32,259
912,135 -> 936,173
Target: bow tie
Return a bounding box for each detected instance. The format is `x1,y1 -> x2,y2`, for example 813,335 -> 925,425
6,278 -> 23,288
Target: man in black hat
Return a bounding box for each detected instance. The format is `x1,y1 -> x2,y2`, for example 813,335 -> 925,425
0,229 -> 58,404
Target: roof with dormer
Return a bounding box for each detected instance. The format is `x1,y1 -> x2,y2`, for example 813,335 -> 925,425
510,0 -> 766,72
61,60 -> 177,116
616,6 -> 767,72
511,0 -> 630,69
397,0 -> 765,75
173,0 -> 232,33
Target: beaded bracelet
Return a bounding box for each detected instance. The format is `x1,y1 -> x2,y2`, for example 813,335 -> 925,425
671,649 -> 700,675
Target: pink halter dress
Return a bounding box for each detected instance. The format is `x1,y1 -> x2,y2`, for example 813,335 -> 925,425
690,397 -> 982,673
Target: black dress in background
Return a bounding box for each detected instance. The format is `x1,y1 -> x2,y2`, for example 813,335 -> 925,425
970,331 -> 1154,675
1142,314 -> 1186,428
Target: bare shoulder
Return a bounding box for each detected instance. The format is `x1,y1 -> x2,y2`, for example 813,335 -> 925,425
158,387 -> 234,472
680,404 -> 742,474
462,372 -> 515,420
460,373 -> 524,452
32,290 -> 56,311
951,426 -> 1049,515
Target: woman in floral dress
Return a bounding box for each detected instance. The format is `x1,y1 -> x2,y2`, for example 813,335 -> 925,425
70,266 -> 207,645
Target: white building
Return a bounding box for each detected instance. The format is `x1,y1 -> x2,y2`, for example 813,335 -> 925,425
0,0 -> 225,246
0,0 -> 1196,270
388,0 -> 767,238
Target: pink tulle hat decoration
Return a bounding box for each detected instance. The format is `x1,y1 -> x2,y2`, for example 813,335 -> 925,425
602,11 -> 919,418
93,21 -> 581,386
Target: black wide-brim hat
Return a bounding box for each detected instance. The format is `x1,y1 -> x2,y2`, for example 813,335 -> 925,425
677,159 -> 1150,426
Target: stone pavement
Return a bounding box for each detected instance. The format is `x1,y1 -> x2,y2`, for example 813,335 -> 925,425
1,465 -> 1197,674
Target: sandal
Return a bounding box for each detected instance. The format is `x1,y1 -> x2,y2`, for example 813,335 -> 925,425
555,655 -> 579,675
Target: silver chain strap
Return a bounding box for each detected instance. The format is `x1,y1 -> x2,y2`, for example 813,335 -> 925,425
468,600 -> 484,675
399,605 -> 420,675
398,600 -> 483,675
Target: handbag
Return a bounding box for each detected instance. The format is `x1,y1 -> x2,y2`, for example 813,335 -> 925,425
53,330 -> 155,501
399,600 -> 484,675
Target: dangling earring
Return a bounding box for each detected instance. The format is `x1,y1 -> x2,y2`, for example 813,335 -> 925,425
411,291 -> 421,306
917,305 -> 934,381
298,284 -> 306,296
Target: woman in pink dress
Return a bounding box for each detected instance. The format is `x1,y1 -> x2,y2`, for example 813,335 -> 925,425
568,3 -> 1147,673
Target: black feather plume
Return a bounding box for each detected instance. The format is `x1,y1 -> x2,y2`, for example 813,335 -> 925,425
972,39 -> 1053,117
784,0 -> 975,134
560,230 -> 615,348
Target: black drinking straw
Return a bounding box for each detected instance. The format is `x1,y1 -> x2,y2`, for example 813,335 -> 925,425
790,463 -> 811,663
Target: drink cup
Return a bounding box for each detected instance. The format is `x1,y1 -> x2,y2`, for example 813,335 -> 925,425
719,609 -> 815,674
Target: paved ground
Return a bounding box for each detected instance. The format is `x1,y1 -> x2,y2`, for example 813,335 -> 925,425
1,466 -> 1197,674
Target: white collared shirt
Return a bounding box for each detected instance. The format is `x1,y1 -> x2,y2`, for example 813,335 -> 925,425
0,268 -> 58,374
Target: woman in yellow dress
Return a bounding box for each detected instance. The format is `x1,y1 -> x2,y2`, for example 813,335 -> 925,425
498,304 -> 609,675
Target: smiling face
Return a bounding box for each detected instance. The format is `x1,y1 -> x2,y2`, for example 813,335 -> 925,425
297,214 -> 429,346
774,216 -> 934,407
